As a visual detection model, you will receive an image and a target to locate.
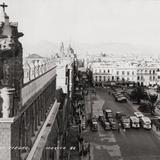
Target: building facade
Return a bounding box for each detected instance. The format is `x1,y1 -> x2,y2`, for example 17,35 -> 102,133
0,4 -> 70,160
91,61 -> 160,87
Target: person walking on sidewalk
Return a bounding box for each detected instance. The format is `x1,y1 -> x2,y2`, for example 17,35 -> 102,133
117,122 -> 121,133
117,126 -> 120,133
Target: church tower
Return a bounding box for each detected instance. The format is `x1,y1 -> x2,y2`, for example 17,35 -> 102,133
0,3 -> 25,160
0,3 -> 24,117
59,41 -> 65,57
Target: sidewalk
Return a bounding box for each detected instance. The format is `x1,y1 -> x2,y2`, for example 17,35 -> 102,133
80,91 -> 93,160
84,94 -> 92,122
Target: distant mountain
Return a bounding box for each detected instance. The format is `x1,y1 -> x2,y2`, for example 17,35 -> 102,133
23,40 -> 59,57
22,41 -> 160,58
72,42 -> 139,56
72,42 -> 160,57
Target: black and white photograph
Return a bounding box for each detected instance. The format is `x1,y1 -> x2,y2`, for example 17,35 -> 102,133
1,0 -> 160,160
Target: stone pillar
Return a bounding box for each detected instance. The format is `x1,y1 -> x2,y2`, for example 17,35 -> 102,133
37,97 -> 40,126
56,137 -> 60,160
40,95 -> 43,121
0,118 -> 15,160
34,101 -> 38,131
0,87 -> 15,118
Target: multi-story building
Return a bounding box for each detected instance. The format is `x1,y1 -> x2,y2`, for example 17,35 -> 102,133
91,60 -> 160,87
92,62 -> 137,86
137,64 -> 160,86
0,4 -> 77,160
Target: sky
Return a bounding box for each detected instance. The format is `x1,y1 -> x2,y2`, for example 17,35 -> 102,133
1,0 -> 160,52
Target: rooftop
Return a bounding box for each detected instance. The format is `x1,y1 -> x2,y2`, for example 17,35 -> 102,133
26,54 -> 44,59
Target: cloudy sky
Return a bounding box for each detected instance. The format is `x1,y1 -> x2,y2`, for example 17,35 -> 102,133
1,0 -> 160,51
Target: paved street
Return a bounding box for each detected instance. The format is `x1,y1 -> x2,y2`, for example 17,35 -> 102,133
82,87 -> 160,160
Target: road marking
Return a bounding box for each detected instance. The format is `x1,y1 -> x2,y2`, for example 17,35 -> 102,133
92,143 -> 123,159
98,131 -> 117,143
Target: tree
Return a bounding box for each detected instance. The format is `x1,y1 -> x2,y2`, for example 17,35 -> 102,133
130,86 -> 145,104
148,94 -> 158,115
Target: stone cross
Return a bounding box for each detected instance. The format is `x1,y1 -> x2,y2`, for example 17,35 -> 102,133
0,2 -> 8,12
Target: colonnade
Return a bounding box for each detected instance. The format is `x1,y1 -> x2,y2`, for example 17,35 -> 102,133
19,79 -> 56,156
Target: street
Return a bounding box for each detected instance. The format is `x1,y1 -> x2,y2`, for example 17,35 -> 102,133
82,87 -> 160,160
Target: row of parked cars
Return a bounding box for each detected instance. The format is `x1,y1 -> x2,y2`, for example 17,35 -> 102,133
99,109 -> 117,130
112,91 -> 127,103
90,109 -> 152,131
90,108 -> 117,131
116,111 -> 152,129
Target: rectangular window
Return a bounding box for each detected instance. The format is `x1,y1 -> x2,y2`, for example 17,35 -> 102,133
149,76 -> 152,80
153,70 -> 155,74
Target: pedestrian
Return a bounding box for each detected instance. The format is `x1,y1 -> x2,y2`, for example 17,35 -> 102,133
117,126 -> 120,133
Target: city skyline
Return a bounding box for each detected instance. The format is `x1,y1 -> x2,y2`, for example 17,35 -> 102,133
2,0 -> 160,55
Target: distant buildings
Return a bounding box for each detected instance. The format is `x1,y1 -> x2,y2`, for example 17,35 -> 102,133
90,56 -> 160,87
25,54 -> 45,63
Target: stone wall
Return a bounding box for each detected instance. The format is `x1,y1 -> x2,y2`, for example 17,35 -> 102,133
23,58 -> 56,84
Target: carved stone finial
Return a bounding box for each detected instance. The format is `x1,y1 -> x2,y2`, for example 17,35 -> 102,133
0,2 -> 8,13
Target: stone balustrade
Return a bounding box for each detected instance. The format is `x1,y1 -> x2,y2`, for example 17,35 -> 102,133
23,58 -> 56,84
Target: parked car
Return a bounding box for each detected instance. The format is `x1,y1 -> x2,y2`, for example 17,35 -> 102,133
120,116 -> 131,129
116,112 -> 126,120
90,118 -> 98,131
130,116 -> 140,128
103,121 -> 111,130
103,108 -> 113,120
140,116 -> 152,130
100,119 -> 111,130
98,111 -> 104,121
134,112 -> 144,119
108,118 -> 117,130
115,95 -> 127,103
98,115 -> 105,122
